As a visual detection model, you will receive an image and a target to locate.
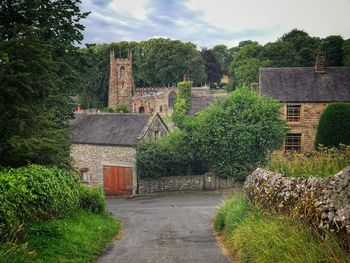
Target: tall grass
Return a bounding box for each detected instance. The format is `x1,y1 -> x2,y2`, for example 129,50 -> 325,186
214,195 -> 349,263
266,146 -> 350,178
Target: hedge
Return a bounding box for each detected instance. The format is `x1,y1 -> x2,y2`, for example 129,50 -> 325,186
315,102 -> 350,147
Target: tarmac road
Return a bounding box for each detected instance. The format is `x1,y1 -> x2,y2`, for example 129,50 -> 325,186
98,192 -> 230,263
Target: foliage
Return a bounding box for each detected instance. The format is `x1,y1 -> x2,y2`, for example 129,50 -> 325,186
321,35 -> 344,66
136,131 -> 206,179
201,48 -> 222,83
0,210 -> 120,263
266,147 -> 350,178
172,81 -> 193,129
343,39 -> 350,66
211,44 -> 236,75
188,87 -> 285,179
215,195 -> 349,263
80,187 -> 106,214
114,103 -> 130,113
261,41 -> 299,67
0,165 -> 82,237
0,0 -> 88,168
315,102 -> 350,147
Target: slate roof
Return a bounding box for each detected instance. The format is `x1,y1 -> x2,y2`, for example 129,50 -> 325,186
259,67 -> 350,102
189,95 -> 216,116
71,113 -> 153,146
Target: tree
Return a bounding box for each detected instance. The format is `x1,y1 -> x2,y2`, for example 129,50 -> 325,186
201,48 -> 222,83
172,81 -> 192,130
321,35 -> 344,66
0,0 -> 88,168
188,87 -> 285,179
315,103 -> 350,147
261,42 -> 299,67
343,39 -> 350,66
211,45 -> 235,75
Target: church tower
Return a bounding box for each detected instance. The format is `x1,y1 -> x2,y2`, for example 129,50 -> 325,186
108,50 -> 134,110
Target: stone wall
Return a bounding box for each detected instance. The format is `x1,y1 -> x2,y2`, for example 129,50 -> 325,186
71,144 -> 136,187
244,167 -> 350,234
138,174 -> 237,194
283,103 -> 328,152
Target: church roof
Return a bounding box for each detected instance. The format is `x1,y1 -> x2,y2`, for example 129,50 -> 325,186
259,67 -> 350,102
71,113 -> 154,146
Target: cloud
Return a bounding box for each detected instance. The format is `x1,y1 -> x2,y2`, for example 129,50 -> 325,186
79,0 -> 350,48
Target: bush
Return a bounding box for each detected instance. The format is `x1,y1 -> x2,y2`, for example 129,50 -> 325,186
114,103 -> 129,113
315,102 -> 350,147
189,87 -> 285,179
80,187 -> 106,213
267,146 -> 350,178
0,165 -> 81,237
215,195 -> 349,263
137,131 -> 207,178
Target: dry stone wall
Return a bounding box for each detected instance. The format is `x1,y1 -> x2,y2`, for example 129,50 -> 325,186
244,167 -> 350,234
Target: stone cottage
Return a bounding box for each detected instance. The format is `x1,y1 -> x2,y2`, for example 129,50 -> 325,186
71,112 -> 168,195
259,54 -> 350,152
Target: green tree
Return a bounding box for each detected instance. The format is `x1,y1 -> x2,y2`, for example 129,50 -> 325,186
188,87 -> 285,179
0,0 -> 88,168
211,45 -> 235,75
201,48 -> 222,83
315,103 -> 350,147
172,81 -> 193,130
343,39 -> 350,66
321,35 -> 344,66
261,42 -> 299,67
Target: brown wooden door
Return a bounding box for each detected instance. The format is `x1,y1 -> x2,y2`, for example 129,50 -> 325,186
103,166 -> 133,195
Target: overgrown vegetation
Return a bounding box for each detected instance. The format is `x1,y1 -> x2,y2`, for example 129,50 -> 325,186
214,195 -> 349,263
172,80 -> 193,130
0,210 -> 120,263
137,87 -> 285,179
315,102 -> 350,148
266,146 -> 350,178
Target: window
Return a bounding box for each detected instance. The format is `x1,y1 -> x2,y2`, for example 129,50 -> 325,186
139,106 -> 145,113
154,131 -> 159,140
120,66 -> 126,79
168,91 -> 177,109
285,133 -> 301,151
159,105 -> 163,112
80,168 -> 89,183
286,105 -> 301,122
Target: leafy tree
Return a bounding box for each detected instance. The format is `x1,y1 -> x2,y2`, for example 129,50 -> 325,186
114,103 -> 130,113
343,39 -> 350,66
315,103 -> 350,147
321,35 -> 344,66
201,48 -> 222,83
188,87 -> 285,179
172,81 -> 193,130
262,42 -> 299,67
211,45 -> 235,75
0,0 -> 88,168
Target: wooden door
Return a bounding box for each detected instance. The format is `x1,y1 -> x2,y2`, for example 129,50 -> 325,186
103,166 -> 133,195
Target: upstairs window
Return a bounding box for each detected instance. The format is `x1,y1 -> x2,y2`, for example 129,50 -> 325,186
285,133 -> 301,151
286,105 -> 301,122
80,168 -> 89,183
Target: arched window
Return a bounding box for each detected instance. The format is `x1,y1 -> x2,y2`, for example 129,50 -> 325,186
139,106 -> 145,114
159,105 -> 163,112
120,66 -> 126,79
168,91 -> 177,109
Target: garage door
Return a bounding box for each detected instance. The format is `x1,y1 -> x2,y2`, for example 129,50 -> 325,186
103,166 -> 133,195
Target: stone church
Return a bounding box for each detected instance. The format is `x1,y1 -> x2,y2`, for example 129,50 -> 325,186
108,50 -> 220,116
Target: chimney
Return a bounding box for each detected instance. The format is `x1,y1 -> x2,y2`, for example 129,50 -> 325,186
250,82 -> 259,92
183,74 -> 189,81
315,53 -> 326,73
76,104 -> 82,112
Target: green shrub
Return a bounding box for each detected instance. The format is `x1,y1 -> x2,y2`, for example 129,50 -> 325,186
215,195 -> 349,263
172,81 -> 192,129
0,165 -> 81,237
80,187 -> 106,213
189,87 -> 285,179
137,131 -> 207,178
267,146 -> 350,178
114,103 -> 129,113
315,102 -> 350,147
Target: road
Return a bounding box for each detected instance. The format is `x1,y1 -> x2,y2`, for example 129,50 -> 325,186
98,192 -> 230,263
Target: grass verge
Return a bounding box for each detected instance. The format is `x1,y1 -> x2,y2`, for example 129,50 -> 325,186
266,147 -> 350,178
214,195 -> 349,263
0,210 -> 120,263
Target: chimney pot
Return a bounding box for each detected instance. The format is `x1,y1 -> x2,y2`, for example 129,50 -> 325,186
315,53 -> 326,73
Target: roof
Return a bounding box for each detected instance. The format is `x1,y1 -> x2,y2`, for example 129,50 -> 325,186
189,95 -> 216,116
259,67 -> 350,102
71,113 -> 154,146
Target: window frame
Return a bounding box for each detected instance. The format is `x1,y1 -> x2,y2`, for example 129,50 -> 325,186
80,168 -> 89,183
286,104 -> 302,123
285,133 -> 302,151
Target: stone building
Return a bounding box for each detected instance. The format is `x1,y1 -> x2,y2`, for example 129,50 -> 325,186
259,54 -> 350,152
71,112 -> 168,195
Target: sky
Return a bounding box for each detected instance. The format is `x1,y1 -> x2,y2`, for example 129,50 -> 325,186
80,0 -> 350,48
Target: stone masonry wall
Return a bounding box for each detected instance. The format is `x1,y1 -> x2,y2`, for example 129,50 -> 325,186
284,103 -> 328,152
244,167 -> 350,234
138,174 -> 237,194
71,144 -> 136,187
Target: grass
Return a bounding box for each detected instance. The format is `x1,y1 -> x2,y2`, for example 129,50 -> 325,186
0,210 -> 120,263
266,146 -> 350,178
214,195 -> 349,263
